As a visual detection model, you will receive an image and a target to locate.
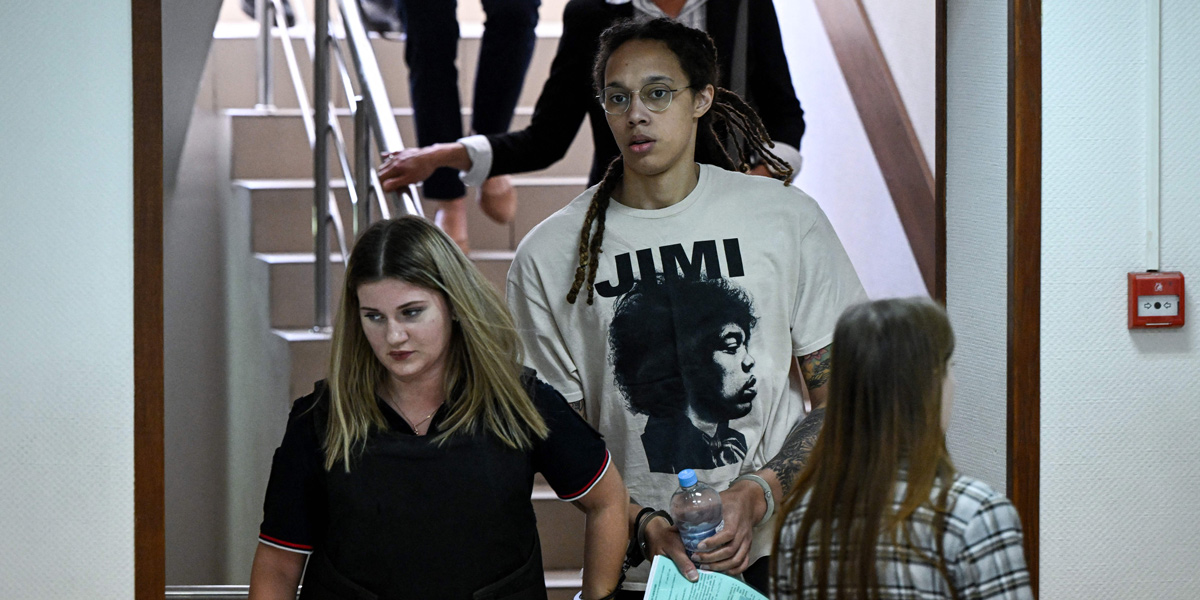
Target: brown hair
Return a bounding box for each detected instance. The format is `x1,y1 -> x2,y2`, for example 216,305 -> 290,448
772,298 -> 959,600
325,216 -> 548,471
566,18 -> 795,304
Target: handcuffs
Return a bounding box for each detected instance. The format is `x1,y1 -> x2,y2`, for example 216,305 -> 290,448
576,474 -> 774,600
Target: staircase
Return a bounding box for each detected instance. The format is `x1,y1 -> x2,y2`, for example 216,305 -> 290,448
206,9 -> 592,596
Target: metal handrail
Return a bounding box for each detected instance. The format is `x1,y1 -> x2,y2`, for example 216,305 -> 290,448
329,0 -> 422,216
255,0 -> 274,107
255,0 -> 422,329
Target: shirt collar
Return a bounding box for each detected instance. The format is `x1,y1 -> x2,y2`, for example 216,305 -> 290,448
629,0 -> 709,29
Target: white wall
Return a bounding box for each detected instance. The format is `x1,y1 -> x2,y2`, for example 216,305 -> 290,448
1041,0 -> 1200,596
0,2 -> 134,597
860,0 -> 936,171
942,0 -> 1009,493
163,0 -> 224,196
775,1 -> 927,299
165,86 -> 231,584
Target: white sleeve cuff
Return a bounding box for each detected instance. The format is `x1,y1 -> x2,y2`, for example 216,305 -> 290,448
458,134 -> 494,188
770,141 -> 803,176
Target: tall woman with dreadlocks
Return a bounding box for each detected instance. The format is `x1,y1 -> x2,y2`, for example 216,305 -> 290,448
505,18 -> 865,597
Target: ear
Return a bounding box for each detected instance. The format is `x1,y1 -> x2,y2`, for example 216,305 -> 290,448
692,84 -> 715,118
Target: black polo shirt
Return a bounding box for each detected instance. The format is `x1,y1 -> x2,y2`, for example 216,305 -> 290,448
258,377 -> 610,559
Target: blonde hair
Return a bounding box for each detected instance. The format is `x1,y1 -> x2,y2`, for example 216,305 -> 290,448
773,298 -> 958,600
324,216 -> 548,471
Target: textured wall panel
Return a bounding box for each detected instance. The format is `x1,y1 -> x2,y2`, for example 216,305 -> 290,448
1042,0 -> 1200,597
775,0 -> 927,299
943,0 -> 1008,493
0,1 -> 135,597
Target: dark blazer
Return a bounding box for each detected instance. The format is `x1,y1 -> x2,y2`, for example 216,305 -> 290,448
485,0 -> 805,185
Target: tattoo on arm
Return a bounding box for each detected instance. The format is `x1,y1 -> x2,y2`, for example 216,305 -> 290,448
799,346 -> 832,391
569,399 -> 584,415
763,407 -> 825,495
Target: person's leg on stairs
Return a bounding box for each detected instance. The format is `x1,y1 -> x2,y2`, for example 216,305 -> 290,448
397,0 -> 471,250
472,0 -> 540,225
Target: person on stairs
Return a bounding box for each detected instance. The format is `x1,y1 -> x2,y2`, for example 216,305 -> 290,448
390,0 -> 543,252
377,0 -> 805,240
502,18 -> 863,597
247,216 -> 629,600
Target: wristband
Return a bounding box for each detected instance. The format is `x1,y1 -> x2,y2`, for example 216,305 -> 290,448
732,473 -> 775,528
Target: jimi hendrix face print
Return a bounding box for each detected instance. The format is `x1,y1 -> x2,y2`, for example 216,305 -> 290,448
609,275 -> 759,473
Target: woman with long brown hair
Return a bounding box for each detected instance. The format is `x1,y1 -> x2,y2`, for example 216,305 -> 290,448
772,298 -> 1033,600
247,216 -> 629,600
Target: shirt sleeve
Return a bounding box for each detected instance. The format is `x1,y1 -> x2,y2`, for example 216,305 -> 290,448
458,134 -> 493,189
258,392 -> 326,554
790,202 -> 868,357
528,378 -> 610,502
506,258 -> 585,406
772,509 -> 802,600
953,495 -> 1035,600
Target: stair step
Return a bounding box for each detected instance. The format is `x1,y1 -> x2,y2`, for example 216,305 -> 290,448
533,477 -> 587,572
256,252 -> 346,330
273,328 -> 331,405
469,254 -> 512,297
469,250 -> 518,261
547,571 -> 583,595
227,109 -> 595,181
255,248 -> 508,326
238,177 -> 586,254
214,0 -> 572,34
208,32 -> 562,111
239,180 -> 353,255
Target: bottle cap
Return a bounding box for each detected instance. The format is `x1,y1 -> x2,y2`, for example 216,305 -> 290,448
677,469 -> 698,488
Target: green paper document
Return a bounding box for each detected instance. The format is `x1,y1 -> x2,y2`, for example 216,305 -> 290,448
643,555 -> 769,600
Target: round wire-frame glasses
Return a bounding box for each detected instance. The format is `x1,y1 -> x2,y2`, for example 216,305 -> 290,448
597,83 -> 691,115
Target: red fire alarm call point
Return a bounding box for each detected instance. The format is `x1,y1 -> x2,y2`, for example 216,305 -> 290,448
1128,271 -> 1185,329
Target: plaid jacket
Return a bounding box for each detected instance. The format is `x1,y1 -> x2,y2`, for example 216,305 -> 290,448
774,474 -> 1034,600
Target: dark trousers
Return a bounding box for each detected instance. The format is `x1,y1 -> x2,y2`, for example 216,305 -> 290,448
615,556 -> 769,599
396,0 -> 541,199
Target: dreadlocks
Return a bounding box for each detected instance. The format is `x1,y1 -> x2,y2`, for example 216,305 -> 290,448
566,18 -> 796,305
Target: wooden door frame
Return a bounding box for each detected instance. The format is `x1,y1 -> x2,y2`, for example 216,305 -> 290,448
1008,0 -> 1041,594
938,0 -> 1041,591
133,0 -> 165,597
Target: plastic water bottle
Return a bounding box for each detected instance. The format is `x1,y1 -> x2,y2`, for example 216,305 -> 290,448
669,469 -> 724,562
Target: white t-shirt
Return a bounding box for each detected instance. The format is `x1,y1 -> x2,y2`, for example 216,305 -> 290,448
506,164 -> 866,586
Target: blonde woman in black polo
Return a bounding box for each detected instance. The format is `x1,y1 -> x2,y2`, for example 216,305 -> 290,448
248,217 -> 629,600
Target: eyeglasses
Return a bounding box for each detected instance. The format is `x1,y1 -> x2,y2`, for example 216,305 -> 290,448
597,83 -> 691,115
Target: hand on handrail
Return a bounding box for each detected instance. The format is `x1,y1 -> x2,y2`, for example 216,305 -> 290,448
378,143 -> 473,193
